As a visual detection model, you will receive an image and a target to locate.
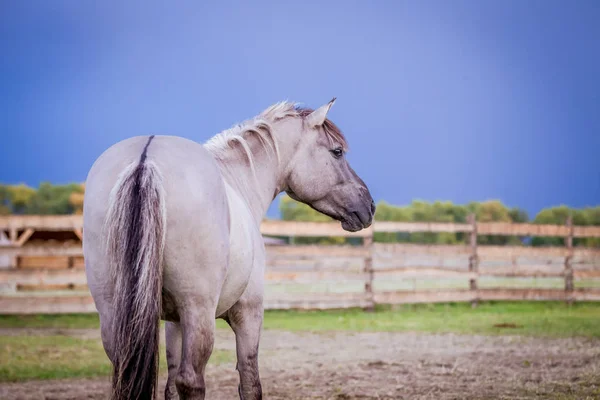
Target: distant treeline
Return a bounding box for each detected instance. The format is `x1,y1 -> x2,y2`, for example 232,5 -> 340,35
1,183 -> 599,247
279,195 -> 600,247
0,183 -> 84,216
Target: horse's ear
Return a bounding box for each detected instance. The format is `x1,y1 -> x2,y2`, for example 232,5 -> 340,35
306,97 -> 336,127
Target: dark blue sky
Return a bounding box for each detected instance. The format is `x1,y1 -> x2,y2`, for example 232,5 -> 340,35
1,0 -> 599,219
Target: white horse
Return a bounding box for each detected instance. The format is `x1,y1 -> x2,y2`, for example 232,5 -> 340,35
83,99 -> 375,400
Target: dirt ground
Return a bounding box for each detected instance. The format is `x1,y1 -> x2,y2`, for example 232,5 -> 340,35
1,328 -> 599,400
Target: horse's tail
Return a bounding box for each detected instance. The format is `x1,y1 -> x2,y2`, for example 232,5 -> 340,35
105,138 -> 166,400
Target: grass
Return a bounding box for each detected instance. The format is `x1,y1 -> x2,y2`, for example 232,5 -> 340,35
2,301 -> 600,338
258,301 -> 600,338
0,335 -> 112,381
0,301 -> 599,383
0,335 -> 234,382
0,313 -> 101,329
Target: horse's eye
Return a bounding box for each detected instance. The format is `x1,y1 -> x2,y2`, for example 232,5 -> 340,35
330,148 -> 343,159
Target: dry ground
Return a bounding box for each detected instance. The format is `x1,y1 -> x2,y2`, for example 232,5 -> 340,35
1,327 -> 599,400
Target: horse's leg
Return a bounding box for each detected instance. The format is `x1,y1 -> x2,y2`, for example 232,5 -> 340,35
175,306 -> 216,400
226,298 -> 264,400
165,321 -> 182,400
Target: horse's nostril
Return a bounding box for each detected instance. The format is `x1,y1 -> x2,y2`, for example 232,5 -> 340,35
370,200 -> 376,215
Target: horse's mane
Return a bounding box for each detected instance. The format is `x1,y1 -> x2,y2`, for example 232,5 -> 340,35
204,101 -> 347,168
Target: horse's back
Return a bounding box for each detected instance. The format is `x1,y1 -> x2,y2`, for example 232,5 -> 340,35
85,135 -> 228,238
84,135 -> 231,317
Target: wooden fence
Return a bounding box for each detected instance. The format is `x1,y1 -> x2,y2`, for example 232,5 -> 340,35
1,215 -> 600,314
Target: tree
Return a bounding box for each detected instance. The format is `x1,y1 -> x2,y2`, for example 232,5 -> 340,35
509,207 -> 529,223
531,205 -> 600,247
69,183 -> 85,214
2,180 -> 597,248
373,200 -> 412,243
531,205 -> 571,247
578,206 -> 600,247
8,184 -> 36,214
465,200 -> 515,245
407,200 -> 461,244
0,185 -> 11,215
0,184 -> 36,214
27,182 -> 84,215
0,182 -> 84,215
374,200 -> 469,244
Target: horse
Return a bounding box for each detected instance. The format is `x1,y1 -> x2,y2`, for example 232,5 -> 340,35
82,98 -> 375,400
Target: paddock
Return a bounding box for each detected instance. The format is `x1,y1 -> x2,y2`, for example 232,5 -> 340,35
2,302 -> 600,400
1,216 -> 599,399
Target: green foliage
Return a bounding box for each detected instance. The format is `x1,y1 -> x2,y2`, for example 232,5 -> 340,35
532,205 -> 600,247
531,205 -> 571,247
6,184 -> 36,214
373,200 -> 411,243
0,183 -> 84,215
279,195 -> 598,247
579,207 -> 600,247
468,200 -> 523,245
1,183 -> 598,248
374,199 -> 468,244
69,184 -> 85,214
0,183 -> 36,214
27,182 -> 85,215
373,199 -> 527,245
509,207 -> 529,223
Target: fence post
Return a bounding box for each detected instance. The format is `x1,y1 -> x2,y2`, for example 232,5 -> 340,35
564,216 -> 574,304
467,213 -> 479,307
363,229 -> 375,312
8,227 -> 18,269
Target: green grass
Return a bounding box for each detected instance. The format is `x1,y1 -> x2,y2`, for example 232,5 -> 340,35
2,301 -> 600,338
0,335 -> 234,382
257,301 -> 600,338
1,302 -> 599,383
0,335 -> 111,381
0,313 -> 101,329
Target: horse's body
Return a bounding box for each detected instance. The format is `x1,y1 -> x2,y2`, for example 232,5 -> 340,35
83,100 -> 374,400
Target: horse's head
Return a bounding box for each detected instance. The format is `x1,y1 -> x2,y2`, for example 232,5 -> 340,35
283,99 -> 375,232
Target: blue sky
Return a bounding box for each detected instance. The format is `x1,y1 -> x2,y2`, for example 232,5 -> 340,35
1,0 -> 599,219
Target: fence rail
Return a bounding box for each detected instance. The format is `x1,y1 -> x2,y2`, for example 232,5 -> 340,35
1,215 -> 599,314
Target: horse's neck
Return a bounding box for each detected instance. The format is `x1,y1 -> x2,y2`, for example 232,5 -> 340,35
210,117 -> 299,225
217,153 -> 281,225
